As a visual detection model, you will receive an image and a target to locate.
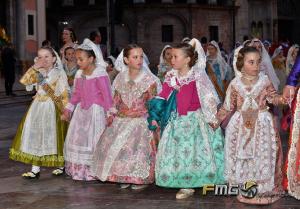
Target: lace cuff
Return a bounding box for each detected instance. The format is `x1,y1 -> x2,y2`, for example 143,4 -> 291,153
65,103 -> 75,112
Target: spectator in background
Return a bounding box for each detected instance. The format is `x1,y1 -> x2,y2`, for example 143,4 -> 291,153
200,36 -> 208,53
60,27 -> 78,63
106,55 -> 118,84
1,43 -> 16,96
89,31 -> 107,59
263,40 -> 272,56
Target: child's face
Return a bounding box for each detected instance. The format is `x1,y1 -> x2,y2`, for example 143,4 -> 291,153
75,50 -> 94,71
65,48 -> 76,62
170,48 -> 190,71
124,48 -> 143,70
243,52 -> 261,76
37,49 -> 56,70
207,44 -> 217,57
164,48 -> 172,64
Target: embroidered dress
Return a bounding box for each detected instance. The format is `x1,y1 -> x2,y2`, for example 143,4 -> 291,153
152,68 -> 225,188
9,67 -> 69,167
63,63 -> 78,91
92,70 -> 157,184
284,56 -> 300,199
64,68 -> 113,181
217,74 -> 284,197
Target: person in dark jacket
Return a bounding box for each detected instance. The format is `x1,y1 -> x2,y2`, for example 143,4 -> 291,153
1,44 -> 16,96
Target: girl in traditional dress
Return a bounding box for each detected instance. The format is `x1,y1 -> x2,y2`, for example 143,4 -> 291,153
106,55 -> 119,84
92,44 -> 161,189
63,46 -> 78,90
206,40 -> 233,102
157,45 -> 172,82
272,46 -> 287,93
148,39 -> 224,199
9,46 -> 70,179
249,38 -> 280,91
218,46 -> 286,204
62,39 -> 113,181
286,44 -> 299,76
282,55 -> 300,199
60,27 -> 78,63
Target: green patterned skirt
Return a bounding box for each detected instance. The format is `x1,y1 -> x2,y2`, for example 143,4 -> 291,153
155,111 -> 225,188
9,104 -> 68,167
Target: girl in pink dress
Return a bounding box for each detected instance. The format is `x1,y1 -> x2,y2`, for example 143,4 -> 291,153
62,39 -> 113,180
92,44 -> 161,190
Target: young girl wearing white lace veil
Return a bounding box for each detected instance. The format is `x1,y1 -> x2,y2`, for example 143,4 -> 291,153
286,44 -> 299,75
148,38 -> 224,199
272,46 -> 287,93
62,38 -> 113,181
92,44 -> 161,189
63,46 -> 78,91
206,40 -> 233,102
9,46 -> 70,179
249,38 -> 280,91
157,45 -> 172,82
217,46 -> 286,205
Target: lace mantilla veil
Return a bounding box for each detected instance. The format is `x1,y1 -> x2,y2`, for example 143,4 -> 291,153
189,38 -> 220,124
114,49 -> 162,93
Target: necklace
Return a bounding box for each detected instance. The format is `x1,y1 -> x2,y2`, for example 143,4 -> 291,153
241,72 -> 259,86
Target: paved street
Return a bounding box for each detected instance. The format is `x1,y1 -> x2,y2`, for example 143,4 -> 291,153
0,99 -> 299,209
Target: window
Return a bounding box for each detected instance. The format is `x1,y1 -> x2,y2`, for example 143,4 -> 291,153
209,26 -> 219,42
28,15 -> 34,36
162,25 -> 173,42
26,10 -> 36,40
257,21 -> 263,39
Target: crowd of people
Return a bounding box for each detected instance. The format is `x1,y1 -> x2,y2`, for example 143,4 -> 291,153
6,27 -> 300,205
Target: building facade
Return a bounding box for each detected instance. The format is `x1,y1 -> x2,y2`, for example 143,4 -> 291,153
0,0 -> 280,68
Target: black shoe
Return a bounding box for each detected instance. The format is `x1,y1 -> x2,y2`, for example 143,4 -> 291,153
22,171 -> 40,179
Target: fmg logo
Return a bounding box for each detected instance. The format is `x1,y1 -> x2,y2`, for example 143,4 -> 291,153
202,181 -> 258,199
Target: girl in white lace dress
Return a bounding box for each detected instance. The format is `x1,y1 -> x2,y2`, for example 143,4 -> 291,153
217,46 -> 286,205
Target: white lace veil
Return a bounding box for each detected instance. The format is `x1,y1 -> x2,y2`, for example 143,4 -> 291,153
207,40 -> 232,80
51,47 -> 70,92
250,38 -> 280,90
286,44 -> 299,75
159,45 -> 172,65
78,38 -> 108,70
188,38 -> 220,124
114,49 -> 162,93
189,38 -> 206,70
107,55 -> 116,65
50,47 -> 63,70
232,45 -> 243,78
271,46 -> 283,60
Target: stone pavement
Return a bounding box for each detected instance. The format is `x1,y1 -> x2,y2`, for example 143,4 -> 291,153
0,104 -> 299,209
0,75 -> 34,107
